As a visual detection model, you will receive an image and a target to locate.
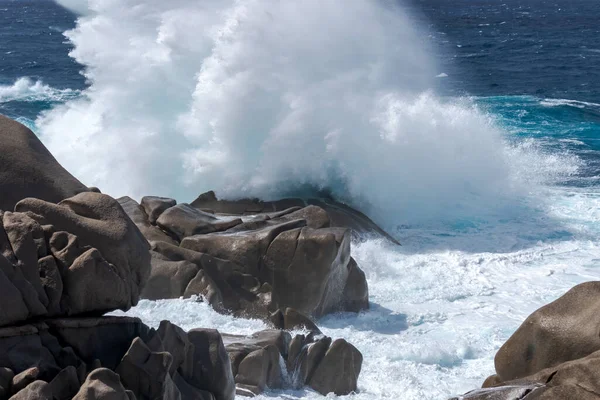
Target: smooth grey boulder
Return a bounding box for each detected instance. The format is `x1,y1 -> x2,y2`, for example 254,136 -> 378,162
308,339 -> 362,395
117,197 -> 177,245
72,368 -> 132,400
156,204 -> 242,241
140,196 -> 176,225
141,255 -> 199,301
0,115 -> 88,212
493,281 -> 600,383
190,190 -> 399,244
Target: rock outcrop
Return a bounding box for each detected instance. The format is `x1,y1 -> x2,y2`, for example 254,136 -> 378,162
191,190 -> 399,244
223,329 -> 362,397
0,115 -> 88,212
132,194 -> 370,321
452,282 -> 600,399
0,116 -> 365,399
0,317 -> 236,400
0,192 -> 150,324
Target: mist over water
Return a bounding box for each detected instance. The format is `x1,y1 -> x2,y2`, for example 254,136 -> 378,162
40,0 -> 577,230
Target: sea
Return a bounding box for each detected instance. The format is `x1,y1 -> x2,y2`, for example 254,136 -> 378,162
1,0 -> 600,399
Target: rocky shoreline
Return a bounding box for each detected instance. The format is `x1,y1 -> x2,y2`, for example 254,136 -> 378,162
1,113 -> 597,399
0,115 -> 370,399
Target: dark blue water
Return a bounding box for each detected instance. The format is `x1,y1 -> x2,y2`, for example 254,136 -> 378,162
1,0 -> 600,186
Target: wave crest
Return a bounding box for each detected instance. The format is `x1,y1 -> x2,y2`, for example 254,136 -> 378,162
39,0 -> 579,227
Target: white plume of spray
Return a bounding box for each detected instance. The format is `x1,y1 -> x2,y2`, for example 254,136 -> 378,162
42,0 -> 577,227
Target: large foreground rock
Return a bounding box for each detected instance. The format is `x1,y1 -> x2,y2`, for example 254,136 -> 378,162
452,281 -> 600,399
493,281 -> 600,383
0,192 -> 151,325
0,115 -> 88,212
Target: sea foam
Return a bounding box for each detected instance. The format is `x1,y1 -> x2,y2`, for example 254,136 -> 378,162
43,0 -> 577,230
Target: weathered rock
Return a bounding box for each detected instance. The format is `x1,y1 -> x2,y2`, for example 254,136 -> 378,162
190,191 -> 399,244
180,221 -> 359,318
0,325 -> 61,380
63,248 -> 130,315
156,204 -> 242,241
116,337 -> 180,400
9,380 -> 51,400
0,115 -> 88,212
146,320 -> 194,378
299,336 -> 331,387
234,345 -> 282,395
308,339 -> 362,395
46,317 -> 151,371
494,281 -> 600,383
342,257 -> 369,312
2,212 -> 49,309
287,334 -> 305,376
183,270 -> 225,312
15,192 -> 151,314
264,227 -> 352,317
148,241 -> 254,313
11,367 -> 40,395
453,282 -> 600,400
449,385 -> 542,400
72,368 -> 131,400
455,349 -> 600,399
44,366 -> 80,400
141,255 -> 199,301
187,329 -> 235,400
0,255 -> 30,326
181,219 -> 306,278
282,308 -> 321,333
140,197 -> 176,225
117,197 -> 177,245
37,256 -> 63,316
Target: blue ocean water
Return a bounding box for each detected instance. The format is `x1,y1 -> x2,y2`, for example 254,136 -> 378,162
2,1 -> 600,399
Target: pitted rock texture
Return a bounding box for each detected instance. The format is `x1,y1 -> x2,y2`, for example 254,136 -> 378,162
0,193 -> 150,325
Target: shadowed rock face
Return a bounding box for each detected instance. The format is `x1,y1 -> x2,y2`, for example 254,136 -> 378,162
0,318 -> 235,400
452,282 -> 600,400
137,197 -> 369,320
0,115 -> 88,212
